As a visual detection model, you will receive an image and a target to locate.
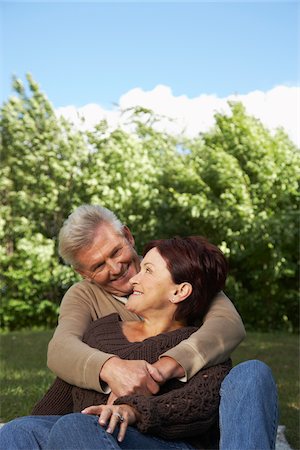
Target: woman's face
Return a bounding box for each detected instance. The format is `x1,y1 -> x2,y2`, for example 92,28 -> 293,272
126,247 -> 177,315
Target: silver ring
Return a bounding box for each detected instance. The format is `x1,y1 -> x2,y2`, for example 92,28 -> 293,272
113,412 -> 124,422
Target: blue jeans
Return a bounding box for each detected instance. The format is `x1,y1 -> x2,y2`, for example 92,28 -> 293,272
219,360 -> 278,450
0,360 -> 278,449
0,414 -> 194,450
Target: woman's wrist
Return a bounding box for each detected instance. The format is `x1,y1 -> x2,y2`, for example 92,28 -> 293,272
152,356 -> 185,381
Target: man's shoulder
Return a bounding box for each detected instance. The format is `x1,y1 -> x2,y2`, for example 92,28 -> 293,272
64,279 -> 114,302
210,291 -> 232,308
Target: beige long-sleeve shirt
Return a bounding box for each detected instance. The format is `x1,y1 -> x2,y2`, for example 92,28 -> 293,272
47,280 -> 245,393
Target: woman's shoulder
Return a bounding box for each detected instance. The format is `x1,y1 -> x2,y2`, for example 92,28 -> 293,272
158,326 -> 198,342
142,326 -> 198,358
82,313 -> 121,343
92,312 -> 121,325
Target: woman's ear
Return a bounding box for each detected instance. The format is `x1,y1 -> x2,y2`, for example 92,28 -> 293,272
172,282 -> 192,303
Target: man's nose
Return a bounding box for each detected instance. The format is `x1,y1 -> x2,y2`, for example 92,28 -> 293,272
107,259 -> 122,274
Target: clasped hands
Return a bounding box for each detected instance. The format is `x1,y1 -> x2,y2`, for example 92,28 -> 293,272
81,356 -> 184,440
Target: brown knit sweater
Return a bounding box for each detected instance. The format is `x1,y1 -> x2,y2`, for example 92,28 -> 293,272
32,314 -> 231,449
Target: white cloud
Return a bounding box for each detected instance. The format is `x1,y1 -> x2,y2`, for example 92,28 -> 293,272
56,103 -> 120,131
56,85 -> 299,147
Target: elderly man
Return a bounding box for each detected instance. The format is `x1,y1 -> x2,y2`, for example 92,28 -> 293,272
41,204 -> 278,450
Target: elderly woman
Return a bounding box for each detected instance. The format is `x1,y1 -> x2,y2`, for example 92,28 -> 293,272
1,236 -> 233,449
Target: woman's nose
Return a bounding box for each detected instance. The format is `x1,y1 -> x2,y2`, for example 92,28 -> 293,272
129,272 -> 139,285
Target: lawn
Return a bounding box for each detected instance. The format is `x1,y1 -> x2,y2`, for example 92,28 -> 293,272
0,330 -> 299,449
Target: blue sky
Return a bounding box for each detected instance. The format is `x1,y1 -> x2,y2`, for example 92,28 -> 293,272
1,1 -> 299,109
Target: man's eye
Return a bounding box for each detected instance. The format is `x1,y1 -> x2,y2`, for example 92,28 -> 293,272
145,267 -> 152,273
112,248 -> 122,257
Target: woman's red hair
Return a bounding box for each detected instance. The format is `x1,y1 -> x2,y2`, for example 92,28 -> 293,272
143,236 -> 228,325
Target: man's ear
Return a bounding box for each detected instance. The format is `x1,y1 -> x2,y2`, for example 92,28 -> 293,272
122,225 -> 135,246
173,282 -> 193,303
75,267 -> 91,282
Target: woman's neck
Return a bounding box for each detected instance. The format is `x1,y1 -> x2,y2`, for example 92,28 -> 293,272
122,314 -> 186,343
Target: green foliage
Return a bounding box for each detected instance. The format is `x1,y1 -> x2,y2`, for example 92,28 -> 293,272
0,75 -> 84,329
187,103 -> 299,331
0,75 -> 299,331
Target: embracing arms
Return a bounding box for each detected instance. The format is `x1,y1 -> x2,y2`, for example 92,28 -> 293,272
47,281 -> 138,392
159,291 -> 245,380
83,359 -> 232,443
47,281 -> 245,394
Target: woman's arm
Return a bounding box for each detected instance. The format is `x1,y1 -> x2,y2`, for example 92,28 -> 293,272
114,359 -> 232,439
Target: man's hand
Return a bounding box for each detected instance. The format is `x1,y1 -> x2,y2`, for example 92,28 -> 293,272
152,356 -> 185,382
100,357 -> 164,397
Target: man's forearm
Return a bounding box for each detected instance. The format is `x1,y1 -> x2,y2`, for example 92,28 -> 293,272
100,357 -> 164,397
160,292 -> 246,380
48,330 -> 114,393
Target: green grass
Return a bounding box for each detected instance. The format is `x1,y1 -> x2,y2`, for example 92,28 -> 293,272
0,330 -> 299,449
0,330 -> 55,422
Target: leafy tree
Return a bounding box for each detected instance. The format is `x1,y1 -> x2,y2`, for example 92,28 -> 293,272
195,103 -> 299,331
1,77 -> 298,331
0,75 -> 85,328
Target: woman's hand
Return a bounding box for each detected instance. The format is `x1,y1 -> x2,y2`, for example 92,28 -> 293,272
81,404 -> 139,442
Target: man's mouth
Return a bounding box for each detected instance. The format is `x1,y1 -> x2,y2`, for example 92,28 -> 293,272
111,265 -> 130,283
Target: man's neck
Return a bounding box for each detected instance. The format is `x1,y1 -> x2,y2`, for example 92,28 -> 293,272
112,294 -> 128,305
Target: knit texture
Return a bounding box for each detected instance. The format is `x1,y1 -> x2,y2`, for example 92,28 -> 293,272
32,313 -> 231,449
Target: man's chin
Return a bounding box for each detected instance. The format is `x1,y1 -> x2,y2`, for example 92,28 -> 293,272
107,281 -> 133,297
103,263 -> 138,296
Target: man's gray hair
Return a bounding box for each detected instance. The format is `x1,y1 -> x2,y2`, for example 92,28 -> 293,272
58,204 -> 123,267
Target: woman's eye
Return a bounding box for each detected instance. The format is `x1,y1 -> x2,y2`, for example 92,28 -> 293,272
145,267 -> 151,273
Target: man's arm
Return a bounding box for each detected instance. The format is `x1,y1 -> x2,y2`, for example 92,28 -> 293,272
47,282 -> 116,392
155,292 -> 245,381
48,283 -> 243,393
47,280 -> 162,394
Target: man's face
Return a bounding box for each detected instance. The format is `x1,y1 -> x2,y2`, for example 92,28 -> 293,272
75,223 -> 140,296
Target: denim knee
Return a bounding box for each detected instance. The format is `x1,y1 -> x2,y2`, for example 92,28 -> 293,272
51,412 -> 95,433
0,416 -> 39,434
47,413 -> 119,450
219,360 -> 279,450
0,416 -> 58,450
222,360 -> 275,389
